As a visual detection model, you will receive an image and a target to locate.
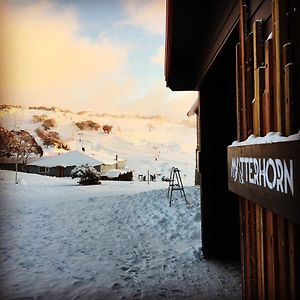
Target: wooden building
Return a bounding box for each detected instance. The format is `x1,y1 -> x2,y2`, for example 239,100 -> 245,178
187,97 -> 200,185
165,0 -> 300,299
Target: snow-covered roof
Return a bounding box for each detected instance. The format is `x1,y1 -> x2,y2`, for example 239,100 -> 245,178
104,169 -> 128,178
27,150 -> 103,167
187,96 -> 199,117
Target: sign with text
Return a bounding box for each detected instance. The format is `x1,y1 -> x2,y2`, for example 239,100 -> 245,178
227,140 -> 300,224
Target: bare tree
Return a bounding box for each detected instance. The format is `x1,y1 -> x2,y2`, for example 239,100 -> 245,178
0,127 -> 14,160
0,127 -> 43,183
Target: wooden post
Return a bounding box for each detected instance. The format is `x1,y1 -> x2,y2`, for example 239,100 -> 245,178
15,161 -> 18,184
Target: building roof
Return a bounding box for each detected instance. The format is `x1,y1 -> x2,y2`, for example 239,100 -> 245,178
27,150 -> 103,167
187,96 -> 200,116
165,0 -> 239,91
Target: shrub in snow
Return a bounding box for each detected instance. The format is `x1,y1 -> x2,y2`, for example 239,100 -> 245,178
32,114 -> 48,123
71,165 -> 102,185
42,118 -> 56,130
35,129 -> 69,150
103,124 -> 113,134
75,120 -> 101,131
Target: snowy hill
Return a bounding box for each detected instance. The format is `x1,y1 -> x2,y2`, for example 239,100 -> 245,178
0,106 -> 196,184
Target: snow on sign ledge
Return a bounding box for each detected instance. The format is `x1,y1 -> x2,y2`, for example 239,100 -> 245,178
229,131 -> 300,147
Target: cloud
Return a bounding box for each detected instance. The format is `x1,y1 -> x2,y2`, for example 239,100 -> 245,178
0,1 -> 135,112
127,79 -> 198,120
151,45 -> 165,66
0,1 -> 196,121
120,0 -> 166,35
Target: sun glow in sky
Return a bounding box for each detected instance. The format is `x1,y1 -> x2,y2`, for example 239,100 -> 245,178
0,0 -> 197,120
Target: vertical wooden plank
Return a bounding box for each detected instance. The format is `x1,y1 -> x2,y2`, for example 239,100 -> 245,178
252,20 -> 263,135
239,197 -> 246,299
236,43 -> 242,142
283,40 -> 297,300
249,201 -> 258,299
240,0 -> 248,140
277,217 -> 290,299
272,0 -> 287,132
265,210 -> 278,300
245,29 -> 256,300
289,223 -> 296,300
256,204 -> 265,300
292,225 -> 300,300
273,2 -> 290,298
239,2 -> 249,299
252,20 -> 265,299
264,37 -> 274,133
254,66 -> 265,300
263,33 -> 279,300
283,42 -> 295,135
245,32 -> 254,137
244,199 -> 252,300
253,20 -> 263,69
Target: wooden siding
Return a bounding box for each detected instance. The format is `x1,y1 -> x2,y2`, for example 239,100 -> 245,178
237,0 -> 300,298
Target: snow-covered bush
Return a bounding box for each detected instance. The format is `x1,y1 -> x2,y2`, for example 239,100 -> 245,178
75,120 -> 101,131
42,118 -> 56,130
71,165 -> 101,185
35,129 -> 69,150
32,114 -> 48,123
103,124 -> 113,134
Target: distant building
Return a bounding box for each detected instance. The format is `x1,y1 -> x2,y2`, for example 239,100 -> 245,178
25,150 -> 126,177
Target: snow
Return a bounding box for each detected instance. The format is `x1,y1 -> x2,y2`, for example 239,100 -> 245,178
267,32 -> 273,40
0,107 -> 196,184
105,169 -> 128,178
230,130 -> 300,146
27,150 -> 103,167
0,170 -> 241,299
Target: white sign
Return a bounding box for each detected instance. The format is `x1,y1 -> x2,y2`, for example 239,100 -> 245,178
230,157 -> 294,196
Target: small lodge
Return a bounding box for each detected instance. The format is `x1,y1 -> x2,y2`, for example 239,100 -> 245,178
165,0 -> 299,299
26,150 -> 126,177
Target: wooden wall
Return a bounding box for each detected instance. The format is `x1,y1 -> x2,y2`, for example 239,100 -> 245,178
237,0 -> 300,298
200,27 -> 240,259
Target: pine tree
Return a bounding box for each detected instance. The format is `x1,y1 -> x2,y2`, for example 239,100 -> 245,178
71,165 -> 101,185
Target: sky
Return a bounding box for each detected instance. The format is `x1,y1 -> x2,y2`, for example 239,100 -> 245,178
0,0 -> 197,120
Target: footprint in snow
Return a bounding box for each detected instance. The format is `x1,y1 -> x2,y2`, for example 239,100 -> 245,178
111,282 -> 123,290
88,197 -> 97,202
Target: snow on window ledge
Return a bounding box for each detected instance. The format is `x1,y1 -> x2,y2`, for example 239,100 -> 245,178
229,131 -> 300,147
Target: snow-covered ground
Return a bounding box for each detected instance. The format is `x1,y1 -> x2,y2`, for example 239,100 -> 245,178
0,170 -> 241,299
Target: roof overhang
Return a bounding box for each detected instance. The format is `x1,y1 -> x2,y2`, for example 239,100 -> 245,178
165,0 -> 239,91
187,96 -> 200,117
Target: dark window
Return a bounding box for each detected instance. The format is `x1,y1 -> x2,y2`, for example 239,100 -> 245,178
38,166 -> 49,173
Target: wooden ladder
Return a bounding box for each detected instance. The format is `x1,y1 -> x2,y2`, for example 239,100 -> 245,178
167,167 -> 188,207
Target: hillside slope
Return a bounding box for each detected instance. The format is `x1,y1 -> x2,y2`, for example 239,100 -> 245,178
0,106 -> 196,184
